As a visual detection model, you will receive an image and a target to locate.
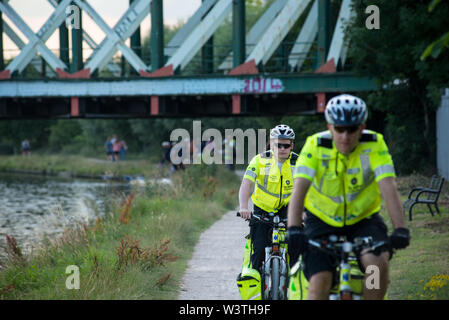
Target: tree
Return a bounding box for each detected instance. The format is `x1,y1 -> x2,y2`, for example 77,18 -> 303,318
421,0 -> 449,60
0,120 -> 54,154
48,120 -> 82,152
347,0 -> 449,174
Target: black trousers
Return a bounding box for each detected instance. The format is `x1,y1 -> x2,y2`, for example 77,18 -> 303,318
302,210 -> 389,281
249,205 -> 287,271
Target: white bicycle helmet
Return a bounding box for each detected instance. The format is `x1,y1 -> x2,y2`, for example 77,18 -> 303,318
324,94 -> 368,126
270,124 -> 295,140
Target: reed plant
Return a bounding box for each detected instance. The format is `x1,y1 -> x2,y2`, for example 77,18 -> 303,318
0,164 -> 239,299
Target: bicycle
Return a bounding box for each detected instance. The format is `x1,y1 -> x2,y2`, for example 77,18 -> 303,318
237,211 -> 289,300
289,235 -> 388,300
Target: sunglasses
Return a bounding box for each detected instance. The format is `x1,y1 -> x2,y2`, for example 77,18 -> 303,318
333,126 -> 360,134
275,143 -> 292,149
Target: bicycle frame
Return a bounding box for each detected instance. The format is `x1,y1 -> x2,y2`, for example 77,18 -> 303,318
289,235 -> 386,300
335,255 -> 361,300
255,213 -> 289,300
312,235 -> 387,300
237,211 -> 289,300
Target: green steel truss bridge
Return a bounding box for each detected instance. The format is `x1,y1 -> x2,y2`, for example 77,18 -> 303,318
0,0 -> 376,118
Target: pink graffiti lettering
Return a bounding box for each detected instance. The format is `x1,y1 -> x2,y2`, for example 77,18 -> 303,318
243,77 -> 283,94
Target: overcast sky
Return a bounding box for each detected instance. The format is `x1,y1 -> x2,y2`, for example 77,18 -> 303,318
2,0 -> 202,57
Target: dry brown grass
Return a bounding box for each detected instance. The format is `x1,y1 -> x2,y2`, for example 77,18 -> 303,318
4,235 -> 25,266
115,237 -> 178,276
119,192 -> 135,225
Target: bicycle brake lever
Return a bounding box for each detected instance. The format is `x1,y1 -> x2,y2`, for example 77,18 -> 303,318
236,211 -> 251,221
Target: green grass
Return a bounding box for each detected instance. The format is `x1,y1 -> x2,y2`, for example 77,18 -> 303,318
0,155 -> 159,178
0,163 -> 240,299
385,174 -> 449,300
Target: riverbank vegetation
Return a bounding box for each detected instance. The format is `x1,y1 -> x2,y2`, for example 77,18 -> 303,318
0,154 -> 158,179
0,161 -> 449,300
0,164 -> 239,299
1,166 -> 448,299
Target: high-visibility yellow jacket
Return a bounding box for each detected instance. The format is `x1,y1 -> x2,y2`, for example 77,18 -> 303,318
244,150 -> 298,213
294,130 -> 396,227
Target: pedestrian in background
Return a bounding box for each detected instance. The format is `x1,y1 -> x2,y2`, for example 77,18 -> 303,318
104,136 -> 113,161
112,135 -> 120,162
118,138 -> 128,161
160,141 -> 172,166
21,139 -> 31,156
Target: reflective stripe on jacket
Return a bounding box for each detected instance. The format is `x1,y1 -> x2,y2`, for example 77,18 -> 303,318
244,150 -> 298,213
294,130 -> 396,227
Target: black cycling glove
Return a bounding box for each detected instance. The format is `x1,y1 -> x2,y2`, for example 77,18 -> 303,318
389,227 -> 410,249
287,226 -> 308,267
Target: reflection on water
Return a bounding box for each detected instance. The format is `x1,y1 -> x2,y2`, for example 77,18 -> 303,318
0,172 -> 131,259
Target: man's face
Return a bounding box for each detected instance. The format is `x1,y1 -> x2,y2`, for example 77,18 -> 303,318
271,138 -> 293,160
328,123 -> 366,156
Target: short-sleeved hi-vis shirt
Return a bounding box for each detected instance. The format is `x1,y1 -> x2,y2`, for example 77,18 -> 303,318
244,150 -> 298,213
294,129 -> 396,227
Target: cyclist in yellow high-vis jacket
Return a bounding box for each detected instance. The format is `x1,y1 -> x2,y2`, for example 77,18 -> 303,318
287,94 -> 410,300
238,125 -> 297,294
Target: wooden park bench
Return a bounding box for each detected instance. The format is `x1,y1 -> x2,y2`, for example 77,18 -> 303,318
403,175 -> 445,221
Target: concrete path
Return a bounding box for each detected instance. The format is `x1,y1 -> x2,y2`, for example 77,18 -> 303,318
178,170 -> 250,300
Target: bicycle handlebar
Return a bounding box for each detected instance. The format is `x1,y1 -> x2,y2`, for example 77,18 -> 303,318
307,235 -> 387,256
236,211 -> 288,226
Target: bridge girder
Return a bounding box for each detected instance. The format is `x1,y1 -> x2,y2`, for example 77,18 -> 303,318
0,72 -> 376,118
1,0 -> 353,77
0,73 -> 375,98
0,0 -> 373,119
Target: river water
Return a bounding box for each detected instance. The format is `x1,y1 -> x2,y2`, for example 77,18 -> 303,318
0,172 -> 132,261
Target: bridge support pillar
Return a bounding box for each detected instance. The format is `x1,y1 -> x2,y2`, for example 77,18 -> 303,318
231,94 -> 247,115
317,0 -> 331,69
71,5 -> 83,73
232,95 -> 243,114
70,97 -> 85,117
130,0 -> 142,58
314,58 -> 336,112
58,0 -> 69,67
231,0 -> 248,115
130,0 -> 142,75
232,0 -> 246,68
151,0 -> 164,71
229,59 -> 258,115
150,96 -> 166,116
151,96 -> 159,115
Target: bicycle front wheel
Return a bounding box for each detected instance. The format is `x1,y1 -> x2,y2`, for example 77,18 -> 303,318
271,258 -> 280,300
